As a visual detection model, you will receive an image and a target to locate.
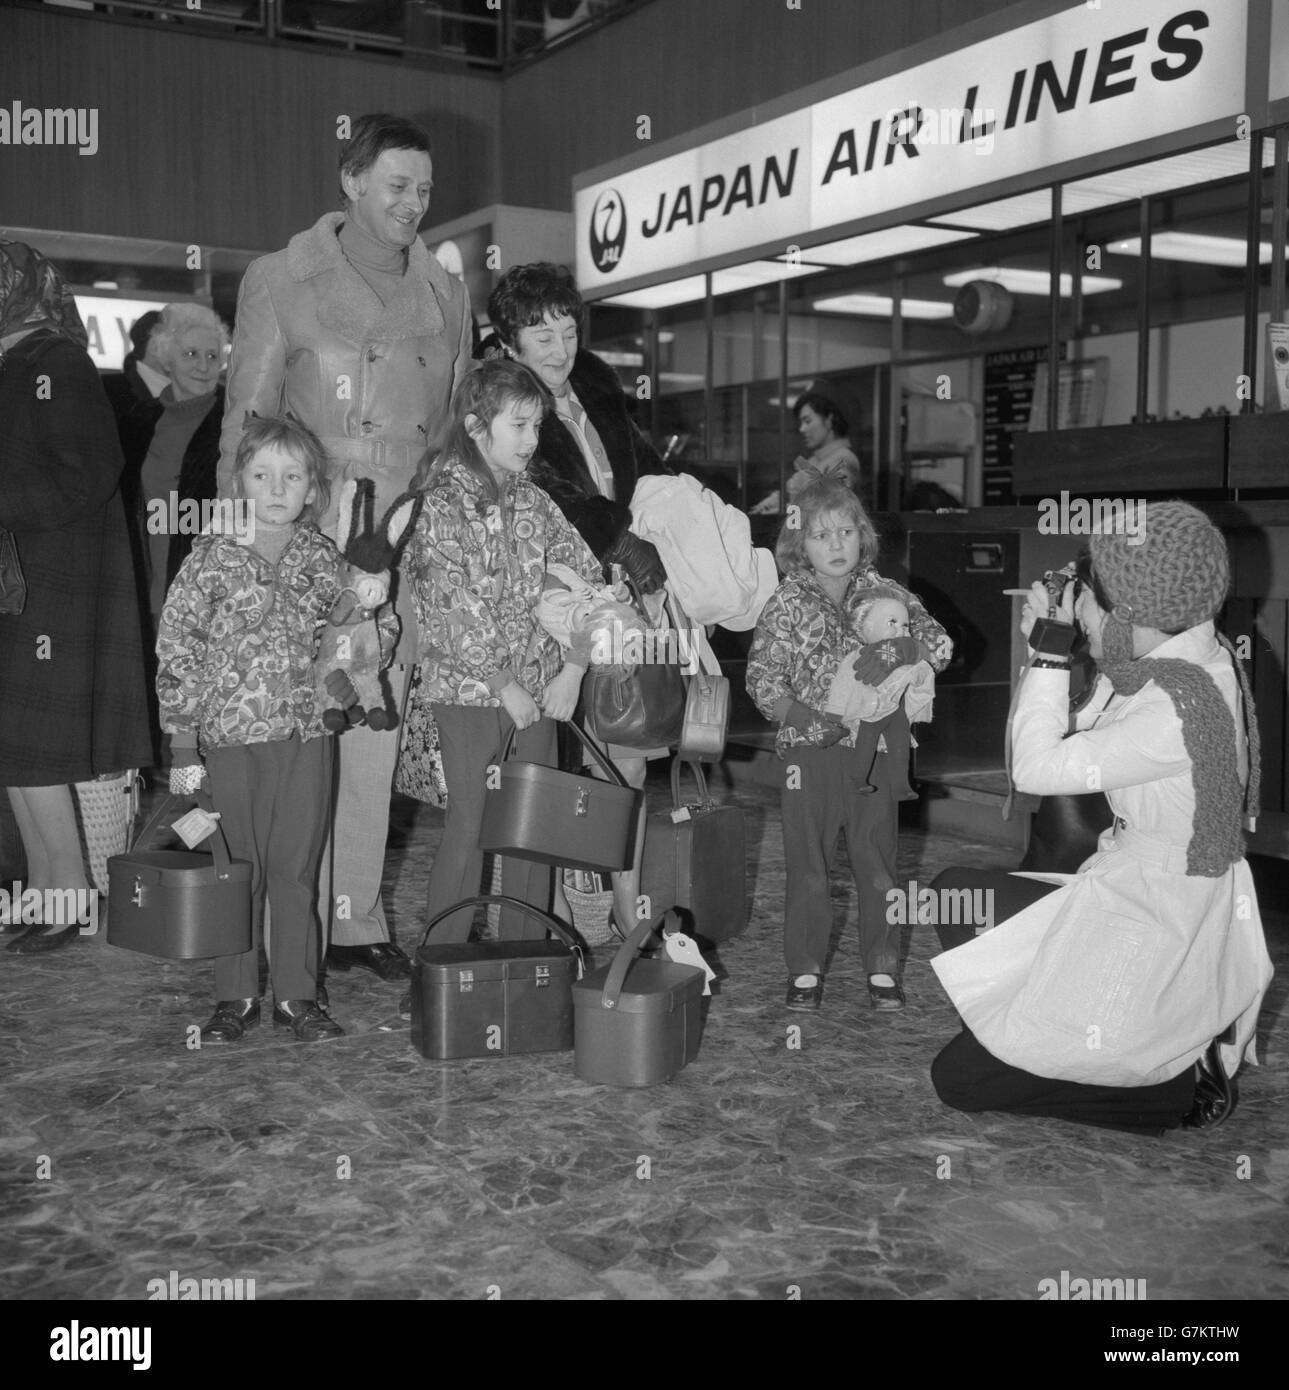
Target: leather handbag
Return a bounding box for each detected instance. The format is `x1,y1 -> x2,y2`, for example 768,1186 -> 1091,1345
411,894 -> 585,1060
584,585 -> 686,750
479,720 -> 643,874
0,527 -> 26,616
573,911 -> 706,1087
106,791 -> 252,960
640,756 -> 747,944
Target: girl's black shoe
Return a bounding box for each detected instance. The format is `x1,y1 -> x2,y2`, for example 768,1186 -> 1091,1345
868,976 -> 906,1011
786,977 -> 823,1011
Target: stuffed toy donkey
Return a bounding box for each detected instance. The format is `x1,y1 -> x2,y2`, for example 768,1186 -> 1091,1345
316,478 -> 421,732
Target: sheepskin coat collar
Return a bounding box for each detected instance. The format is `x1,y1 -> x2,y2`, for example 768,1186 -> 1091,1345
285,212 -> 454,342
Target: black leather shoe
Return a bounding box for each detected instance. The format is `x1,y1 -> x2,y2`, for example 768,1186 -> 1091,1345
199,999 -> 260,1045
273,999 -> 344,1042
785,978 -> 823,1011
868,977 -> 906,1011
6,922 -> 80,954
398,991 -> 413,1022
326,942 -> 412,981
1182,1032 -> 1238,1130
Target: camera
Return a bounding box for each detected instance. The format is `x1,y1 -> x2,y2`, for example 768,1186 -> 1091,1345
1041,562 -> 1082,616
1029,561 -> 1081,657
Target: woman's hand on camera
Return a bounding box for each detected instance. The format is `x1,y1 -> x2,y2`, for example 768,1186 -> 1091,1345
1019,578 -> 1075,640
499,681 -> 541,731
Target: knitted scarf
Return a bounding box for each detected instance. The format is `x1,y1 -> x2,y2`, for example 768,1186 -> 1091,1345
1098,611 -> 1260,876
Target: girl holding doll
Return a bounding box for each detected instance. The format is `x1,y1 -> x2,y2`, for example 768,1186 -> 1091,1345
401,358 -> 603,972
746,478 -> 952,1013
157,415 -> 403,1044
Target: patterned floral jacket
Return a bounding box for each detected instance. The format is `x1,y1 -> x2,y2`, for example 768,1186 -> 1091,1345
746,567 -> 952,754
404,457 -> 602,707
157,527 -> 367,749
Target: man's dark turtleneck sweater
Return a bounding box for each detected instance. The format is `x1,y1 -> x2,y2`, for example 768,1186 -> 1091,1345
338,218 -> 407,307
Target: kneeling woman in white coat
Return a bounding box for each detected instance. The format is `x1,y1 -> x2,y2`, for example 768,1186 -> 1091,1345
930,500 -> 1272,1135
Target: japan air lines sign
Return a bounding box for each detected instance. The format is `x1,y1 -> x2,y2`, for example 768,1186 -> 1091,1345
575,1 -> 1246,296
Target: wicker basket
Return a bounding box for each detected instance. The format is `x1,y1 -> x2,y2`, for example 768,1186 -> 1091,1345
73,771 -> 141,894
480,858 -> 615,947
563,868 -> 617,947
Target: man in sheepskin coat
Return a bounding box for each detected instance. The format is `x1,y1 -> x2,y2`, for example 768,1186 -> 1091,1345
216,114 -> 472,1003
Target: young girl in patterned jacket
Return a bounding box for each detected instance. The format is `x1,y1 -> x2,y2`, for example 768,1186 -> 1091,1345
157,415 -> 398,1046
746,478 -> 952,1014
401,358 -> 603,968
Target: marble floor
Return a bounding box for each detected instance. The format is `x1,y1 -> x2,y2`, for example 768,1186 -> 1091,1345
2,769 -> 1287,1303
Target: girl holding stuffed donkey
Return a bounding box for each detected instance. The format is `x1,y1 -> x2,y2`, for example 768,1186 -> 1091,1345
402,358 -> 604,970
157,415 -> 408,1045
747,478 -> 952,1014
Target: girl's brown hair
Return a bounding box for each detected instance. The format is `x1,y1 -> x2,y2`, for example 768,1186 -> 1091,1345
415,358 -> 550,502
775,477 -> 878,576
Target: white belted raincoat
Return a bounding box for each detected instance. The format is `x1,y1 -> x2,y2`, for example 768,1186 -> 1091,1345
932,623 -> 1273,1088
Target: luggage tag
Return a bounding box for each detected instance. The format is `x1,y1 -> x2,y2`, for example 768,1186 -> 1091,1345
662,928 -> 716,996
171,806 -> 223,849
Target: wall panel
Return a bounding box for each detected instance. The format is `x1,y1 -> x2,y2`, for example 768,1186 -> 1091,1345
0,9 -> 500,252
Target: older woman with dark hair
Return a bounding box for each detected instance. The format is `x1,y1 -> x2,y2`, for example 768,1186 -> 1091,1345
0,241 -> 153,952
486,262 -> 672,935
487,262 -> 669,594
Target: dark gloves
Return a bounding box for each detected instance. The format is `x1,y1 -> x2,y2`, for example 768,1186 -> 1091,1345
604,528 -> 667,595
850,636 -> 924,685
781,700 -> 845,748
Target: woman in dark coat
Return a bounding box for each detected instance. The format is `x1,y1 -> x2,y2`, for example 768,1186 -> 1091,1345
485,262 -> 671,935
110,302 -> 228,624
0,241 -> 153,952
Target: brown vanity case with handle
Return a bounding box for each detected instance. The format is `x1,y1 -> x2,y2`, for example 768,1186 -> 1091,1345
479,720 -> 642,874
106,790 -> 252,959
411,894 -> 585,1060
573,912 -> 706,1087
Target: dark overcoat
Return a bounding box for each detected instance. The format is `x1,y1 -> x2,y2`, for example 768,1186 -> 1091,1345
108,380 -> 224,590
0,331 -> 153,783
528,348 -> 668,561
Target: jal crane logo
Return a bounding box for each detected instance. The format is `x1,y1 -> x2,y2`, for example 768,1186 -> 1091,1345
589,188 -> 627,274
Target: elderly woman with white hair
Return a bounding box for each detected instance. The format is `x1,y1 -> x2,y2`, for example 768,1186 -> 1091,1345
115,301 -> 230,626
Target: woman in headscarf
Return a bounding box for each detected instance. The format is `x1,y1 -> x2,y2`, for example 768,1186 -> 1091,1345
928,501 -> 1273,1133
0,241 -> 153,953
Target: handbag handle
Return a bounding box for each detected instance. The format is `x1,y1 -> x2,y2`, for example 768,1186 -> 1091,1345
497,719 -> 629,789
416,893 -> 585,977
669,754 -> 713,812
599,909 -> 680,1010
128,789 -> 238,882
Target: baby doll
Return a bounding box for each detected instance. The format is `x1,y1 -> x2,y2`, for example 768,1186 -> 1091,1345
825,589 -> 935,800
535,562 -> 648,671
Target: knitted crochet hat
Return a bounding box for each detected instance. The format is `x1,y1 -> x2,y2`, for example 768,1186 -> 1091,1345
1090,501 -> 1258,876
1090,499 -> 1229,636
